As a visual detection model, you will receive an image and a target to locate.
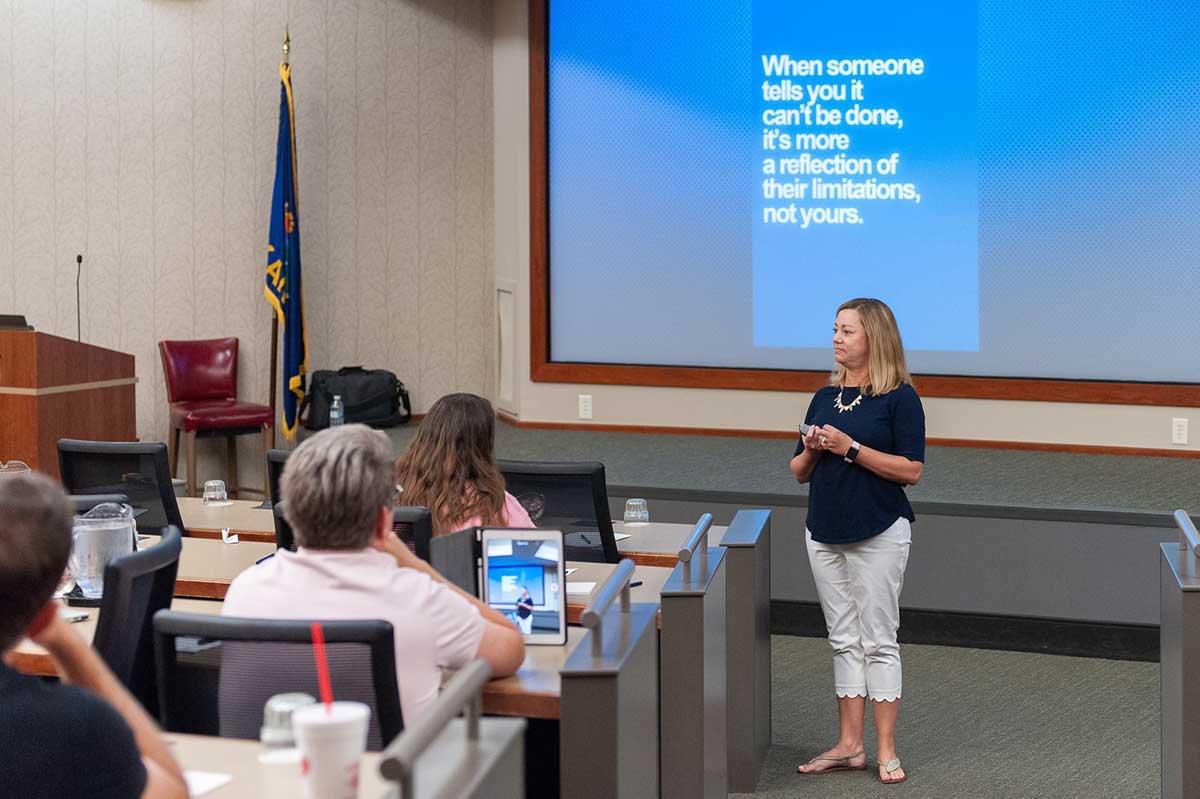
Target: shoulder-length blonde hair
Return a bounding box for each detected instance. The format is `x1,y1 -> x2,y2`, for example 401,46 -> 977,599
829,298 -> 912,396
394,393 -> 507,537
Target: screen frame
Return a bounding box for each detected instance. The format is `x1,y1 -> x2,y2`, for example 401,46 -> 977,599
528,0 -> 1200,408
479,528 -> 568,646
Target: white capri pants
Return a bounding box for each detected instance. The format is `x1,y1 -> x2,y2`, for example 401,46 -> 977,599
805,517 -> 911,703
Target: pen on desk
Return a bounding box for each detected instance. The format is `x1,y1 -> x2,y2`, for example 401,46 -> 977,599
629,580 -> 643,588
255,551 -> 276,565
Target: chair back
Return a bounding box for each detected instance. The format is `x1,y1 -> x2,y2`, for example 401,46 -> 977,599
94,527 -> 182,714
158,337 -> 239,403
58,440 -> 183,533
152,612 -> 403,751
498,460 -> 619,563
266,448 -> 290,505
394,506 -> 433,563
273,502 -> 295,551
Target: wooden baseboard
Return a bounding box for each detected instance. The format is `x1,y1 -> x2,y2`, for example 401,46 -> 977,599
495,412 -> 1200,459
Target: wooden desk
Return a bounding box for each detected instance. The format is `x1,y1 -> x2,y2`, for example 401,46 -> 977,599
170,734 -> 387,798
144,535 -> 277,599
480,627 -> 582,720
13,593 -> 576,723
9,597 -> 223,677
565,561 -> 672,625
180,498 -> 276,544
615,520 -> 728,568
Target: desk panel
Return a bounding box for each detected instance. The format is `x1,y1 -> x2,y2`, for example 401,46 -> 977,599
180,498 -> 276,544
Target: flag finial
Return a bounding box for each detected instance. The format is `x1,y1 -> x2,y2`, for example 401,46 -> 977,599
282,29 -> 290,64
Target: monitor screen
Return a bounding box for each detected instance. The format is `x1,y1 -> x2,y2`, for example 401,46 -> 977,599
481,533 -> 565,644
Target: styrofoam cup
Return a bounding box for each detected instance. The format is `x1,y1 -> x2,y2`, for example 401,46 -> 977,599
292,701 -> 370,799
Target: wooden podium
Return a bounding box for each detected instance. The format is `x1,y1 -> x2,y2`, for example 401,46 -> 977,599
0,331 -> 136,477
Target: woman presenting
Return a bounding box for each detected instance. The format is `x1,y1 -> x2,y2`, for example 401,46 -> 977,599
791,298 -> 925,786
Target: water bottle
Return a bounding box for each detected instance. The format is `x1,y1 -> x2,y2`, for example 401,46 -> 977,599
329,395 -> 344,427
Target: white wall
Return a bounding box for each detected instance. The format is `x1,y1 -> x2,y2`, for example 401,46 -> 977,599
491,0 -> 1197,453
0,0 -> 497,485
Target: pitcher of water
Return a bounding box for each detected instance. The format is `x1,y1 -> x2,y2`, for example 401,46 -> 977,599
69,503 -> 135,599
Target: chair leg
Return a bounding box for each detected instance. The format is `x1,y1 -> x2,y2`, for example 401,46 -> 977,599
185,431 -> 198,498
226,434 -> 239,500
262,424 -> 273,500
168,426 -> 180,477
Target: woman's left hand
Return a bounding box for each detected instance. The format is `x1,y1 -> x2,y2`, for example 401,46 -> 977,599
817,424 -> 853,457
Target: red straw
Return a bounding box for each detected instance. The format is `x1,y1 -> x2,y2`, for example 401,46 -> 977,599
310,622 -> 333,713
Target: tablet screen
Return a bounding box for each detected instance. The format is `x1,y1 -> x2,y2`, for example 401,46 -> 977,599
481,531 -> 566,645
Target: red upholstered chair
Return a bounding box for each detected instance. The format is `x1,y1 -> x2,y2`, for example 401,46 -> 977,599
158,338 -> 273,499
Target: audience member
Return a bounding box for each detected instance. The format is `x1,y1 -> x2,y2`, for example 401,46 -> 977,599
394,392 -> 535,536
0,473 -> 187,799
223,424 -> 525,723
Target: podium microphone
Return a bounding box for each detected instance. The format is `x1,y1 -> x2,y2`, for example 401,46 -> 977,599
75,254 -> 82,342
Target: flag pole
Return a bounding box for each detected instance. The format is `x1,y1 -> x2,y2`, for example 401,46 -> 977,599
267,29 -> 290,450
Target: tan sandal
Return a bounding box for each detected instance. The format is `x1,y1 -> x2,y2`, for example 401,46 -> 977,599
797,750 -> 866,775
878,757 -> 907,784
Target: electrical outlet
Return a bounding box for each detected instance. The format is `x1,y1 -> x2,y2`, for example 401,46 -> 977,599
1172,417 -> 1189,445
578,394 -> 593,420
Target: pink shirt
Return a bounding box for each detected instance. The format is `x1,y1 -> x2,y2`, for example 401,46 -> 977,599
222,547 -> 484,724
455,491 -> 536,531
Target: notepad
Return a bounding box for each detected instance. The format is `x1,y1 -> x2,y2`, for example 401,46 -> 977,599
185,771 -> 232,797
566,581 -> 596,594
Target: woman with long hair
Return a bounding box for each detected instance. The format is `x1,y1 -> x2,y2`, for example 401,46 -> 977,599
394,393 -> 534,537
790,298 -> 925,786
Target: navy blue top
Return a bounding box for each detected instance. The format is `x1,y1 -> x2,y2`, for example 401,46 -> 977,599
795,383 -> 926,544
0,662 -> 147,798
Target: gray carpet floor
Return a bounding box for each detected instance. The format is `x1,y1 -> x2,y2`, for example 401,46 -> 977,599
380,422 -> 1200,514
741,635 -> 1158,798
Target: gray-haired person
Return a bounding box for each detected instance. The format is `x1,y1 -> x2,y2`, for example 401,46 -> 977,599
223,424 -> 525,723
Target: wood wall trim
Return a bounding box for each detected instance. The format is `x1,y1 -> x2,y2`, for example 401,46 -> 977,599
529,0 -> 550,382
496,412 -> 1200,460
527,0 -> 1199,409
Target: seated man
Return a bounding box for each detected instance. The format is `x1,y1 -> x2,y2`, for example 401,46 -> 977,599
0,473 -> 187,799
223,424 -> 525,723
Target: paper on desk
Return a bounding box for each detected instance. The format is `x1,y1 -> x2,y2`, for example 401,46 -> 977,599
220,527 -> 239,545
613,533 -> 631,542
566,581 -> 596,595
185,771 -> 232,797
565,568 -> 577,576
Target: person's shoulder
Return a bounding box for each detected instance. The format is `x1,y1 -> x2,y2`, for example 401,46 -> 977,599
885,382 -> 921,403
813,384 -> 838,397
5,677 -> 127,737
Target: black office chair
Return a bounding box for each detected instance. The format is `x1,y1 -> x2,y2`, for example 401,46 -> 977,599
58,440 -> 183,534
393,506 -> 433,563
272,502 -> 295,551
274,503 -> 431,564
265,448 -> 290,508
94,526 -> 182,715
152,612 -> 403,751
498,459 -> 619,563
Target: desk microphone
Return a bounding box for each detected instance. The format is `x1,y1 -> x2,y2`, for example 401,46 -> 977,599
75,254 -> 83,342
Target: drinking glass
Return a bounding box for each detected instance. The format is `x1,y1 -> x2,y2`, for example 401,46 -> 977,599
203,480 -> 229,505
623,498 -> 650,526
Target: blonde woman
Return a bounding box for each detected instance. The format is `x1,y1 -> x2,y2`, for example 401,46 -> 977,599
790,298 -> 925,786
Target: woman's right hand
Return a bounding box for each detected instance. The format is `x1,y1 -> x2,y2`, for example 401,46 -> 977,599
802,425 -> 824,452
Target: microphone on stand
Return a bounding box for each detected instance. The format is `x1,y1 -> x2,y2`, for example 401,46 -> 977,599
75,254 -> 82,342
